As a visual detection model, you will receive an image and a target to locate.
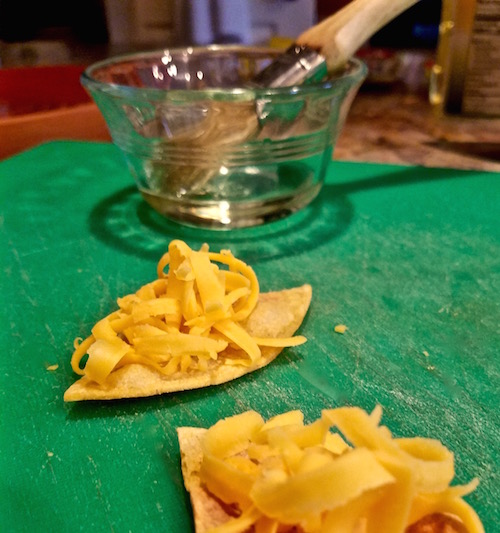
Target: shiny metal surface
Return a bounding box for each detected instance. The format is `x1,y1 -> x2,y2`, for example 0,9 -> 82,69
251,44 -> 327,88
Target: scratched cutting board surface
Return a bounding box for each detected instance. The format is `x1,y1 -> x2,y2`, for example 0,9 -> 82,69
0,141 -> 498,532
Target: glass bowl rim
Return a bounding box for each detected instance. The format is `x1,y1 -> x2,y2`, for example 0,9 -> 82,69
81,44 -> 367,99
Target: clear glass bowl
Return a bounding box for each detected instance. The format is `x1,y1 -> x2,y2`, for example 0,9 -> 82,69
82,45 -> 367,228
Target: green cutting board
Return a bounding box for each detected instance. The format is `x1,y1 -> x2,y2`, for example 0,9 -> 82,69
1,141 -> 498,532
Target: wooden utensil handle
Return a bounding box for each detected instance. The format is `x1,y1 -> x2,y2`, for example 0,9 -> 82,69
298,0 -> 421,71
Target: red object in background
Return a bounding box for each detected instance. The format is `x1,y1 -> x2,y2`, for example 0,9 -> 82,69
0,64 -> 111,159
0,64 -> 90,116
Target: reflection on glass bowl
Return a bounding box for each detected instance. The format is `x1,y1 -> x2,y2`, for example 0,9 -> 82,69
82,45 -> 366,229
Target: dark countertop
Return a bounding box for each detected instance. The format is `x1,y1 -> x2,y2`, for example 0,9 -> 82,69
335,85 -> 500,173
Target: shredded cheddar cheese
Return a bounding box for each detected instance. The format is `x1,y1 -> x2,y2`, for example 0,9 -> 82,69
192,406 -> 484,533
70,240 -> 306,385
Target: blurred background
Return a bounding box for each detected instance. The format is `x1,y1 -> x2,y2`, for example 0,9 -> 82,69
1,0 -> 499,169
0,0 -> 440,68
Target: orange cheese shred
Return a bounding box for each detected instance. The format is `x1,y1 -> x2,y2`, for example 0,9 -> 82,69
195,406 -> 484,533
69,240 -> 306,385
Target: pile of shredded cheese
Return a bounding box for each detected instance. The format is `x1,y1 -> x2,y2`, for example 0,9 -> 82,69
70,240 -> 306,385
198,406 -> 484,533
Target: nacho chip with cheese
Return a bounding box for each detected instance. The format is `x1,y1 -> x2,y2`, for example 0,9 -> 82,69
177,406 -> 484,533
64,240 -> 311,401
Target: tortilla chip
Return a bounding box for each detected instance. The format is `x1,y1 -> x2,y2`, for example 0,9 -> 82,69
63,285 -> 311,401
407,513 -> 469,533
177,423 -> 474,533
177,427 -> 231,533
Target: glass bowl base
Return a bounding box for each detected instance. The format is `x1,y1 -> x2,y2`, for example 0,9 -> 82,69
139,181 -> 322,229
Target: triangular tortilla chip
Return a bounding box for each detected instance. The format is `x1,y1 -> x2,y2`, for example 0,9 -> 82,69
177,427 -> 229,533
177,420 -> 477,533
64,285 -> 311,401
